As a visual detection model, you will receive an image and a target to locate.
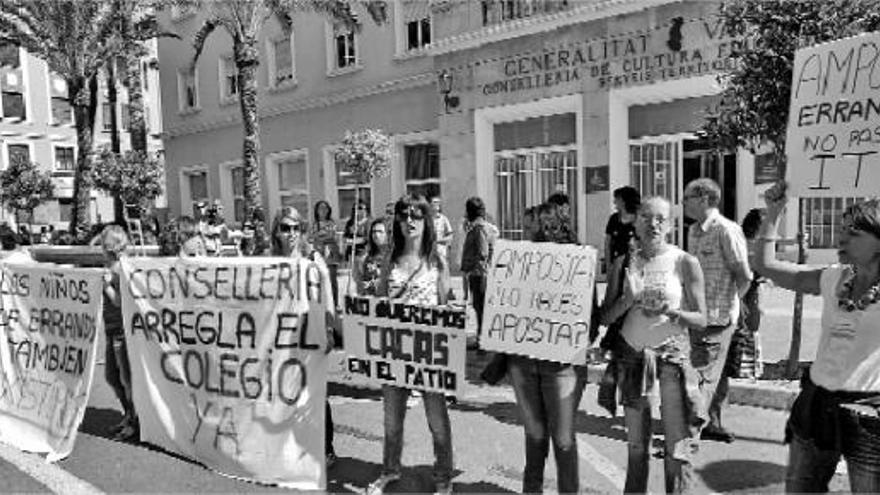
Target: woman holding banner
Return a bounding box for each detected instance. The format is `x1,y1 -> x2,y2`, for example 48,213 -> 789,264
504,199 -> 586,494
366,194 -> 453,495
755,186 -> 880,493
270,207 -> 341,468
599,197 -> 707,494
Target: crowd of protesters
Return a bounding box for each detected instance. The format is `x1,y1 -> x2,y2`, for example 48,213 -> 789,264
2,177 -> 880,494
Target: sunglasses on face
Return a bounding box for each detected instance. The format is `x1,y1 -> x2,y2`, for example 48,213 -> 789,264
279,223 -> 301,234
396,210 -> 425,221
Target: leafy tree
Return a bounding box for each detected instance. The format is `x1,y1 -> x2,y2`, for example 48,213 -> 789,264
186,0 -> 387,246
0,156 -> 55,230
701,0 -> 880,377
0,0 -> 169,241
92,148 -> 164,219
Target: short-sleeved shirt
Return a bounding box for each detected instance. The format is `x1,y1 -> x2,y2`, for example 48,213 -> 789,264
812,265 -> 880,392
605,212 -> 636,262
687,209 -> 751,326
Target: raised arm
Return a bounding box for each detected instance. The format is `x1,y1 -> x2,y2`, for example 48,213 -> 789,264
752,185 -> 823,295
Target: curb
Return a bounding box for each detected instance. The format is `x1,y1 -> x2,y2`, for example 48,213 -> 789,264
583,364 -> 799,411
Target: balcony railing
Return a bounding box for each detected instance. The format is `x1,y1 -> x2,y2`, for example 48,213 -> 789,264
481,0 -> 571,26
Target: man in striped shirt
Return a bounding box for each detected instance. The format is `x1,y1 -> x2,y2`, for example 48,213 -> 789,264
684,178 -> 752,443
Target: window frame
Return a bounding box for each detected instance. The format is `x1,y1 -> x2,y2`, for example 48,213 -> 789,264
266,33 -> 297,91
0,45 -> 28,122
325,21 -> 361,76
3,141 -> 33,171
47,72 -> 73,126
52,145 -> 77,175
265,149 -> 311,221
179,165 -> 211,217
402,142 -> 441,198
176,67 -> 200,114
322,144 -> 373,224
394,1 -> 433,58
218,54 -> 239,105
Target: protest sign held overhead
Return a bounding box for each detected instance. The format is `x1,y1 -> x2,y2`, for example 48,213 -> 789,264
0,262 -> 103,461
120,257 -> 329,490
480,240 -> 597,364
786,31 -> 880,197
341,296 -> 467,396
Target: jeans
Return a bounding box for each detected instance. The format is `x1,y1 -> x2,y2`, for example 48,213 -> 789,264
841,408 -> 880,493
104,333 -> 134,419
621,360 -> 695,494
785,431 -> 840,493
507,356 -> 586,494
380,385 -> 453,484
468,273 -> 487,338
690,324 -> 735,428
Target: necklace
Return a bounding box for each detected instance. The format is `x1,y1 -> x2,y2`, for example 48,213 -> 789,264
837,267 -> 880,312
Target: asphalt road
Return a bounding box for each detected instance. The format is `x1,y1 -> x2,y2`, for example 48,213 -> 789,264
2,350 -> 851,494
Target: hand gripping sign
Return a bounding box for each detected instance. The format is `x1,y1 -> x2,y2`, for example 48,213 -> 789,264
341,296 -> 467,396
480,240 -> 598,364
0,262 -> 103,461
121,257 -> 330,489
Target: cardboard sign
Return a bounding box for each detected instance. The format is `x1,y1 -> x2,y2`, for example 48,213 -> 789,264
786,31 -> 880,197
480,240 -> 597,363
341,296 -> 467,396
121,257 -> 329,489
0,263 -> 103,461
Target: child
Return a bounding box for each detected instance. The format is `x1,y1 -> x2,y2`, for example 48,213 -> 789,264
100,225 -> 138,441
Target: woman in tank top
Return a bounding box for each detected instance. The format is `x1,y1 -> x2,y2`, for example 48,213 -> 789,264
366,194 -> 453,495
600,197 -> 707,494
756,185 -> 880,493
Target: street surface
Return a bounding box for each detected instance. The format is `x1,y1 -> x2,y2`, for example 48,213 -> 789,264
0,283 -> 843,493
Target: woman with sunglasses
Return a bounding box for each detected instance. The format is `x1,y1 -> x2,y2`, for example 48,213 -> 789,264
310,200 -> 341,307
755,186 -> 880,493
354,218 -> 389,296
270,207 -> 341,469
366,194 -> 454,495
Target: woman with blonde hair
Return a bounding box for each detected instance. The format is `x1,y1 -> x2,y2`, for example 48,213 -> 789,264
270,206 -> 341,467
100,224 -> 139,441
600,197 -> 707,493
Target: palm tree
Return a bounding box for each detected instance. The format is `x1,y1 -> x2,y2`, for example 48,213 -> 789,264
0,0 -> 169,241
188,0 -> 387,244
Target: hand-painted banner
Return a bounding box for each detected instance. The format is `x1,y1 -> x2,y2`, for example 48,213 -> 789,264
120,257 -> 329,489
0,262 -> 103,461
341,296 -> 467,396
480,240 -> 597,363
786,31 -> 880,197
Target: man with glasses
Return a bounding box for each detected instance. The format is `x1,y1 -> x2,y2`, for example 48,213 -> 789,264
683,178 -> 752,444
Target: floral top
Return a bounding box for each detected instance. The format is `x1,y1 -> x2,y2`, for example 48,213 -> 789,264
358,251 -> 386,296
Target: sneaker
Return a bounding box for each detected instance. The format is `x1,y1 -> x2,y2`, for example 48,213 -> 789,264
434,481 -> 453,494
700,426 -> 735,443
365,473 -> 401,495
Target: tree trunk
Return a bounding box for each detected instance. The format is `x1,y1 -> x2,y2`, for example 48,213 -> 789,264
235,37 -> 264,240
69,75 -> 99,243
107,61 -> 125,223
125,54 -> 148,154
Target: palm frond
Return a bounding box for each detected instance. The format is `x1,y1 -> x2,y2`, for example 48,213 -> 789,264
190,16 -> 218,68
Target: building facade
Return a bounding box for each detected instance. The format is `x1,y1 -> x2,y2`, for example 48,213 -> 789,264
0,40 -> 164,231
160,1 -> 840,266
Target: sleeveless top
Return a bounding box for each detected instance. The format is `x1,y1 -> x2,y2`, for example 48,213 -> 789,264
811,264 -> 880,392
621,246 -> 688,350
387,262 -> 439,306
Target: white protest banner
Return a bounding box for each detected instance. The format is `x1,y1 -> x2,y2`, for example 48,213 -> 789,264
480,240 -> 597,363
341,296 -> 467,396
0,263 -> 103,461
786,31 -> 880,197
120,257 -> 328,489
